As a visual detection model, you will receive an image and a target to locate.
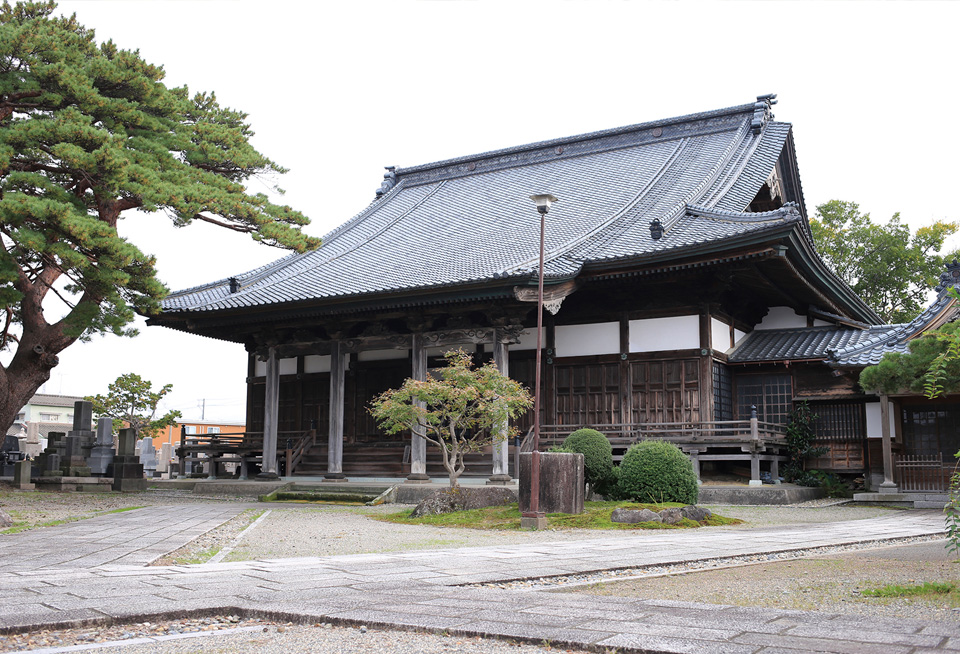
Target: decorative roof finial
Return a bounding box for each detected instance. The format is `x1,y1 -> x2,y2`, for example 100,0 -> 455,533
375,166 -> 397,199
751,93 -> 777,135
650,218 -> 664,240
935,259 -> 960,294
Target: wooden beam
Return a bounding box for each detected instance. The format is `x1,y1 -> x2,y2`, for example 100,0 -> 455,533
258,347 -> 280,479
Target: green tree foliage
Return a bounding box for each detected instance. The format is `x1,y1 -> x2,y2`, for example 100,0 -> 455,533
369,350 -> 533,488
782,401 -> 827,483
614,440 -> 698,504
86,372 -> 180,439
859,321 -> 960,396
0,2 -> 320,431
558,428 -> 614,496
810,200 -> 958,323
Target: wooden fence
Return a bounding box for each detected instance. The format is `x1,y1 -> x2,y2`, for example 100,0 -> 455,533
894,453 -> 950,492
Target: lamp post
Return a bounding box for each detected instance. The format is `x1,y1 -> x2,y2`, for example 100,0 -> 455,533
522,193 -> 557,530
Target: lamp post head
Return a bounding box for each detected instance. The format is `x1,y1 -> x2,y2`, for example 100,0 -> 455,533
529,194 -> 558,215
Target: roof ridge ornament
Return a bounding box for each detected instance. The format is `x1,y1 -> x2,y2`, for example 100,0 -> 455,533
375,166 -> 397,199
751,93 -> 777,135
935,259 -> 960,294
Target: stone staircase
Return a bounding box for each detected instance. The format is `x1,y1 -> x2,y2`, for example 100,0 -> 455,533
291,441 -> 514,479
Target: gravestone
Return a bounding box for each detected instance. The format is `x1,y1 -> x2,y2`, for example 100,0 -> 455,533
88,418 -> 115,477
40,432 -> 66,477
23,422 -> 42,458
61,435 -> 91,477
0,435 -> 24,476
158,443 -> 172,475
139,438 -> 158,477
109,428 -> 146,492
69,401 -> 96,459
13,459 -> 34,490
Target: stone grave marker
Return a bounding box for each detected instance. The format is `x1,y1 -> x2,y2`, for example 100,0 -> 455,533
109,428 -> 146,492
88,417 -> 115,477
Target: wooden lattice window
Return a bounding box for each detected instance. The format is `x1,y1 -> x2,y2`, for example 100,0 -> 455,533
713,362 -> 733,421
901,403 -> 960,457
736,373 -> 792,424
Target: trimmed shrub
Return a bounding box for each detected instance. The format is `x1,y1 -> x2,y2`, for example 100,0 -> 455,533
561,429 -> 614,492
616,440 -> 698,504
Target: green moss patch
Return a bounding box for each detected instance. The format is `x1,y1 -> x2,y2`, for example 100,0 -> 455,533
377,501 -> 742,531
862,581 -> 958,598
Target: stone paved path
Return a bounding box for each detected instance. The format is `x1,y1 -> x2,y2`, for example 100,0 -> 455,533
0,506 -> 955,653
0,505 -> 249,571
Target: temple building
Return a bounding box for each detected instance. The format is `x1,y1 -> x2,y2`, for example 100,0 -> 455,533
151,95 -> 953,495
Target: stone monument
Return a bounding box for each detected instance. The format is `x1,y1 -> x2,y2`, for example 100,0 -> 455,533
109,428 -> 146,492
60,434 -> 91,477
158,443 -> 172,476
39,432 -> 65,477
139,437 -> 158,477
88,418 -> 115,477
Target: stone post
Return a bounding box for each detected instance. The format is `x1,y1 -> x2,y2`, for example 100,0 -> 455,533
88,417 -> 115,477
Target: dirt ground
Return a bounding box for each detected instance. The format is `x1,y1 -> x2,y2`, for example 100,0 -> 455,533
566,539 -> 960,623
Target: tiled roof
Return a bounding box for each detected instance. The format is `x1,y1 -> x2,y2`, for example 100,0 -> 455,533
729,325 -> 894,363
828,288 -> 960,367
162,97 -> 807,314
27,394 -> 84,408
731,263 -> 960,367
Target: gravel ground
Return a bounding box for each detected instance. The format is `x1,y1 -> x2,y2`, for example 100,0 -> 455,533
0,619 -> 591,654
566,539 -> 960,623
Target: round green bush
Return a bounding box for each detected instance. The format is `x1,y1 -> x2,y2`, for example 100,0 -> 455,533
616,440 -> 698,504
561,428 -> 614,490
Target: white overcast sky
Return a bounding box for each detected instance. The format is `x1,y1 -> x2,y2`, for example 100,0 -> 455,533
38,0 -> 960,422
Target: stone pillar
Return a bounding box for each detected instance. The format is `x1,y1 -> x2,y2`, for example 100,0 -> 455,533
406,333 -> 430,483
488,329 -> 511,485
879,394 -> 898,493
139,437 -> 158,478
13,459 -> 33,490
325,340 -> 347,480
158,443 -> 172,476
258,346 -> 280,480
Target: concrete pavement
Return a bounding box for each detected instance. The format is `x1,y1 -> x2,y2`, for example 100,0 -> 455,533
0,505 -> 954,653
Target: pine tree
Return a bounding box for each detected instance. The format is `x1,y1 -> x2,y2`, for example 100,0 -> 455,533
0,2 -> 320,432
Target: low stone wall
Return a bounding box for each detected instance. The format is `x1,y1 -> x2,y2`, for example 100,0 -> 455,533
698,485 -> 825,505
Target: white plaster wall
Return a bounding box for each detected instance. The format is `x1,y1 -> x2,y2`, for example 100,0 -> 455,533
754,307 -> 806,330
629,316 -> 699,353
512,328 -> 544,352
734,328 -> 747,346
556,322 -> 619,357
279,358 -> 297,375
254,359 -> 265,376
711,317 -> 729,352
358,349 -> 408,362
303,355 -> 331,373
864,401 -> 896,439
865,402 -> 882,439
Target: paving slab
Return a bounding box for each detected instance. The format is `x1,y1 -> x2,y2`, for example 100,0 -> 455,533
0,506 -> 950,653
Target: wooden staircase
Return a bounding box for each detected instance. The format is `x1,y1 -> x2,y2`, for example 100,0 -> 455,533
291,441 -> 514,478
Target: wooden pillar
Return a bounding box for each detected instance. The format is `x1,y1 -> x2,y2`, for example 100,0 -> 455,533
619,316 -> 631,433
258,346 -> 280,479
488,329 -> 511,484
698,310 -> 714,424
406,334 -> 430,482
879,393 -> 898,493
325,341 -> 347,480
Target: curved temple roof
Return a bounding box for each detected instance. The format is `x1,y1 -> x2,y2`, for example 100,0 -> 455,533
160,96 -> 862,320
